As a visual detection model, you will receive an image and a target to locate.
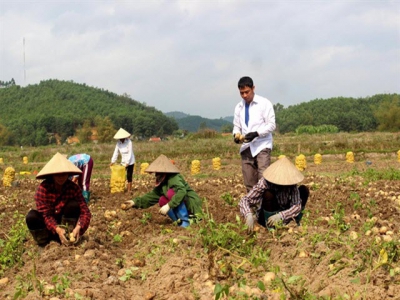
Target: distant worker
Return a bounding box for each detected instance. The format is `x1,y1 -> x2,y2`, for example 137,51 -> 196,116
26,152 -> 91,246
68,153 -> 93,203
233,76 -> 276,192
239,156 -> 309,233
110,128 -> 135,194
121,154 -> 203,227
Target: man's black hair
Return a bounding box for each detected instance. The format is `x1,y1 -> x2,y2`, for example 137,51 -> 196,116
238,76 -> 254,89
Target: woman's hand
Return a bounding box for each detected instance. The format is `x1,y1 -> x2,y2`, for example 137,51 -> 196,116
55,226 -> 68,245
70,224 -> 81,244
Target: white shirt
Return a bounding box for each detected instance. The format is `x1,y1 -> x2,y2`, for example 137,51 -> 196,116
233,94 -> 276,156
111,139 -> 135,166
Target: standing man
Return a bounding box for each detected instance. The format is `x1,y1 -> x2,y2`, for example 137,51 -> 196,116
68,153 -> 94,203
233,76 -> 276,192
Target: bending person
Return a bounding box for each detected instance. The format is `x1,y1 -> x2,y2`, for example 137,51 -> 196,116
121,154 -> 203,227
239,156 -> 309,233
26,152 -> 91,246
68,153 -> 93,203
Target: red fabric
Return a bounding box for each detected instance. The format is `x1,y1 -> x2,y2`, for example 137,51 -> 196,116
35,179 -> 91,235
158,188 -> 175,207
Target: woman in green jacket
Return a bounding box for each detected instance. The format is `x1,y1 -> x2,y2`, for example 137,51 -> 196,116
121,155 -> 203,227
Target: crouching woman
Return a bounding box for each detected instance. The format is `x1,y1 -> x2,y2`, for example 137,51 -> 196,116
122,154 -> 203,227
26,152 -> 92,246
239,156 -> 309,232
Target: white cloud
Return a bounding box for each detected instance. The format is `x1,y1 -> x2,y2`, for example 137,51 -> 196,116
1,0 -> 399,118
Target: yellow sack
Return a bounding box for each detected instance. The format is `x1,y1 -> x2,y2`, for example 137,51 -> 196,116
3,167 -> 15,187
110,165 -> 126,193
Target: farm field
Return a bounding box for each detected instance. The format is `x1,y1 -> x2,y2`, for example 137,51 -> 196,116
0,133 -> 400,300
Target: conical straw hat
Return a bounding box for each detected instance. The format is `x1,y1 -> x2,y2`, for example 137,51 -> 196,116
262,156 -> 304,185
145,154 -> 180,173
36,152 -> 82,179
113,128 -> 131,139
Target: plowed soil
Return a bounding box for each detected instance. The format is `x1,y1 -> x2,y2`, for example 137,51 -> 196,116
1,155 -> 399,300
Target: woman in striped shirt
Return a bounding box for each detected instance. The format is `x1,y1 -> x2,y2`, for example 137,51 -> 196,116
239,156 -> 309,233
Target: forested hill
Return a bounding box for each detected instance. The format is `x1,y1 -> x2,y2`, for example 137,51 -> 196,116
275,94 -> 399,133
0,79 -> 398,147
164,112 -> 232,132
0,79 -> 178,146
166,93 -> 399,134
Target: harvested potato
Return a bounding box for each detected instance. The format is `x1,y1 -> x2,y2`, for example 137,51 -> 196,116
69,233 -> 76,243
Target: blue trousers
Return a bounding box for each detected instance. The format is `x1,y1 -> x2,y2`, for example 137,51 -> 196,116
167,202 -> 190,227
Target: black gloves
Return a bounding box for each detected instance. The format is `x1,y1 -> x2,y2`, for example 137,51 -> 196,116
244,131 -> 259,142
233,133 -> 240,144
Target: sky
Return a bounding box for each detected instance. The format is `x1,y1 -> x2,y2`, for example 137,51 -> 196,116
1,0 -> 399,119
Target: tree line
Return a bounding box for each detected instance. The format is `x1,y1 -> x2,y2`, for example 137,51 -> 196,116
0,78 -> 398,146
0,79 -> 178,146
0,78 -> 16,88
274,93 -> 399,134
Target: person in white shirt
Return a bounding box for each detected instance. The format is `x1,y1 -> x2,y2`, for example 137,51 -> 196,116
233,76 -> 276,192
110,128 -> 135,194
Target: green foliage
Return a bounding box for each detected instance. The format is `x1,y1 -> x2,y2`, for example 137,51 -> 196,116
77,120 -> 94,144
113,234 -> 123,243
0,212 -> 29,276
140,212 -> 152,225
220,192 -> 236,206
0,79 -> 178,146
331,202 -> 350,232
214,283 -> 230,300
119,267 -> 139,282
187,129 -> 221,140
13,268 -> 44,299
346,167 -> 400,181
295,124 -> 338,135
170,114 -> 232,132
51,274 -> 71,295
95,116 -> 115,143
220,123 -> 233,133
0,123 -> 12,145
0,78 -> 15,88
373,94 -> 400,131
194,203 -> 256,258
276,94 -> 397,133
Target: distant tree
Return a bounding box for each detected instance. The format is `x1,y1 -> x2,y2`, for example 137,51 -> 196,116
274,103 -> 284,113
0,123 -> 11,146
374,95 -> 400,131
96,116 -> 115,142
77,120 -> 93,143
221,123 -> 233,133
199,121 -> 207,130
35,127 -> 48,146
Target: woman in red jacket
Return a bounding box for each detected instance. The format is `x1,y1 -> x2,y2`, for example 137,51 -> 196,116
26,152 -> 92,246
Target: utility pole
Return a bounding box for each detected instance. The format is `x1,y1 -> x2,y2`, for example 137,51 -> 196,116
23,37 -> 26,85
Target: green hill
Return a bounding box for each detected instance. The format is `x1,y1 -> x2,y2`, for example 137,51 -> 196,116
165,112 -> 232,132
275,94 -> 399,133
164,111 -> 190,119
0,78 -> 398,146
0,79 -> 178,146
